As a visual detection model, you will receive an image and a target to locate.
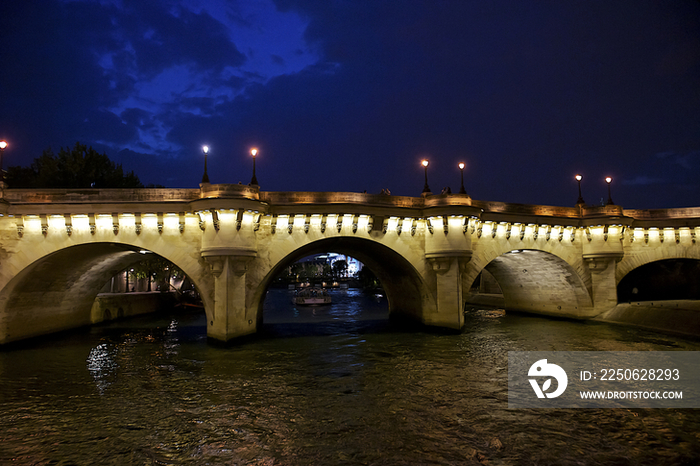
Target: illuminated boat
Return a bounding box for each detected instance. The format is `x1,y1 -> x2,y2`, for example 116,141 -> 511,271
292,287 -> 331,305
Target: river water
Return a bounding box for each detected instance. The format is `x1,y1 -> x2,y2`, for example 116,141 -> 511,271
1,288 -> 700,465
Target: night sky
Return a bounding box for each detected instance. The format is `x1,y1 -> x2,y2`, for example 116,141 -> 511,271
1,0 -> 699,209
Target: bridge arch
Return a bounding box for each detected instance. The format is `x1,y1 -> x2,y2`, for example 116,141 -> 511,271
466,248 -> 593,318
250,237 -> 434,326
0,240 -> 213,345
617,247 -> 700,282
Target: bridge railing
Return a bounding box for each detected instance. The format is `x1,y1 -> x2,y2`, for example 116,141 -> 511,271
1,185 -> 699,228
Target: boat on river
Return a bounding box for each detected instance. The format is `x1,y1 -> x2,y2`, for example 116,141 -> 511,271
292,287 -> 331,305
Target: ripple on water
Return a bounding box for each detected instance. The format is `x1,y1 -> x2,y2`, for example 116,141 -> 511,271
1,291 -> 700,465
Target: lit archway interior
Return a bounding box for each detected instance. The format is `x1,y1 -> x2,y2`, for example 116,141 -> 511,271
255,237 -> 428,325
478,249 -> 592,315
0,243 -> 190,344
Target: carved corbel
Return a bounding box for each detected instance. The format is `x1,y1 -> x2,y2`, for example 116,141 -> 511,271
427,256 -> 452,274
532,225 -> 538,241
585,227 -> 592,242
64,214 -> 72,236
179,212 -> 186,233
444,216 -> 449,235
519,225 -> 525,241
603,225 -> 609,242
271,214 -> 277,234
211,210 -> 220,232
16,215 -> 24,238
675,229 -> 680,244
396,219 -> 402,236
135,213 -> 143,235
352,214 -> 359,234
546,225 -> 552,241
40,214 -> 48,236
336,214 -> 343,233
230,255 -> 254,276
236,210 -> 244,231
112,213 -> 119,235
584,257 -> 611,271
506,223 -> 512,240
253,213 -> 262,231
204,255 -> 225,277
157,212 -> 164,234
304,215 -> 311,234
321,214 -> 327,233
427,218 -> 434,235
490,222 -> 497,238
89,214 -> 96,235
411,218 -> 417,236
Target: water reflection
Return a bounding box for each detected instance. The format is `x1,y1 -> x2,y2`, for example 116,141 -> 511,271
0,290 -> 699,465
86,343 -> 117,394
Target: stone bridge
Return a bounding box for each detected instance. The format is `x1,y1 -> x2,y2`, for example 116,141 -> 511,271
1,183 -> 699,345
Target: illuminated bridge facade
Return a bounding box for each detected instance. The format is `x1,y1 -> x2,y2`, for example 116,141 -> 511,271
1,183 -> 699,345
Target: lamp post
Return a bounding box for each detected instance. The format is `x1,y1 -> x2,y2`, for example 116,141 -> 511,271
605,176 -> 614,206
458,162 -> 466,194
575,174 -> 585,205
201,145 -> 210,184
0,140 -> 7,184
250,148 -> 259,186
421,159 -> 431,195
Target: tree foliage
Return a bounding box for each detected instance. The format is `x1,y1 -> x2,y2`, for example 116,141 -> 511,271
6,142 -> 142,188
129,257 -> 185,293
331,259 -> 348,278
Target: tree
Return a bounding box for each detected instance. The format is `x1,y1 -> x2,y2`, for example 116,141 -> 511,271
358,267 -> 381,290
6,142 -> 143,188
128,257 -> 185,294
332,259 -> 348,278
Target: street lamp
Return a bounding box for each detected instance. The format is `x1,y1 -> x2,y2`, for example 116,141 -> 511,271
605,176 -> 614,206
458,162 -> 466,194
0,140 -> 7,184
250,148 -> 259,185
575,174 -> 585,205
201,145 -> 210,184
421,159 -> 431,194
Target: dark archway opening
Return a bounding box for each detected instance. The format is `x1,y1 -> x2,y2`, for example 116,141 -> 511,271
257,237 -> 426,337
262,251 -> 389,336
618,259 -> 700,302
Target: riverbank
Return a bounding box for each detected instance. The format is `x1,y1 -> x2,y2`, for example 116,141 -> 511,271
90,291 -> 178,324
466,293 -> 700,338
595,300 -> 700,338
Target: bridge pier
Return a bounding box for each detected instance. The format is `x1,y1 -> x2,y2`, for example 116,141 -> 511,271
585,254 -> 622,316
426,253 -> 471,329
202,248 -> 257,343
